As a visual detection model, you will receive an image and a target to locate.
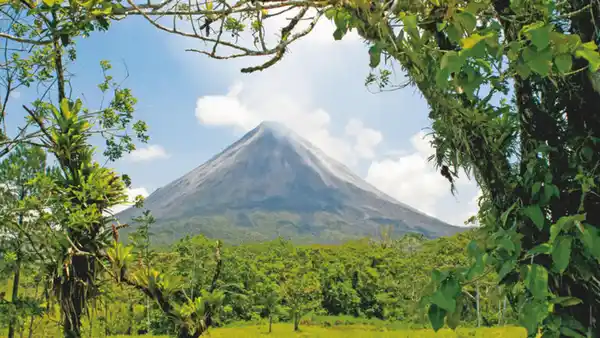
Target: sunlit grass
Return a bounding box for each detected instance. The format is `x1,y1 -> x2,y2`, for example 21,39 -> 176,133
202,324 -> 528,337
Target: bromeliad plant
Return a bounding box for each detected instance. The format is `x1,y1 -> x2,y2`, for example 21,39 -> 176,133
107,236 -> 224,338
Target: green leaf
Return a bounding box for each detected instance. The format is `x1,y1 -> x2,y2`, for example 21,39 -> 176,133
528,243 -> 553,255
498,237 -> 515,253
455,12 -> 476,33
582,41 -> 598,50
497,259 -> 516,282
554,54 -> 573,74
446,295 -> 463,329
435,68 -> 450,88
368,45 -> 381,68
515,62 -> 531,79
541,184 -> 559,205
578,223 -> 600,260
440,51 -> 464,74
560,327 -> 587,338
428,304 -> 446,331
523,205 -> 545,230
525,264 -> 548,300
552,236 -> 572,274
551,214 -> 585,243
531,182 -> 542,198
501,202 -> 517,226
524,23 -> 552,50
446,24 -> 462,43
520,300 -> 550,335
333,28 -> 345,41
43,0 -> 56,5
575,47 -> 600,72
552,296 -> 582,307
431,290 -> 455,312
527,48 -> 553,76
324,8 -> 337,20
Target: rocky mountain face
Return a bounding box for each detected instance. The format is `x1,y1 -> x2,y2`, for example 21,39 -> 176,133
117,121 -> 463,244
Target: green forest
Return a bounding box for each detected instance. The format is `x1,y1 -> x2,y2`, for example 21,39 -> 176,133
1,225 -> 519,336
1,0 -> 600,337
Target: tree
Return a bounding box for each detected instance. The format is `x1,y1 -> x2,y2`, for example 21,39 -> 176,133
281,249 -> 321,331
0,145 -> 51,338
127,0 -> 600,336
254,281 -> 283,333
129,210 -> 157,333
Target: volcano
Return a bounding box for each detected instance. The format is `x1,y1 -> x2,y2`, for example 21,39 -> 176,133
117,121 -> 463,244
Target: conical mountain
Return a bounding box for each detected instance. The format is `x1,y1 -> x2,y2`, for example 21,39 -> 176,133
117,121 -> 463,244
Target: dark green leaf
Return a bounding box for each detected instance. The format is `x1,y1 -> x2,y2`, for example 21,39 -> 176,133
560,327 -> 587,338
428,304 -> 446,331
523,205 -> 545,230
552,296 -> 582,307
368,45 -> 381,68
551,214 -> 585,243
333,28 -> 345,41
497,259 -> 516,282
552,236 -> 572,274
455,12 -> 477,33
531,182 -> 542,198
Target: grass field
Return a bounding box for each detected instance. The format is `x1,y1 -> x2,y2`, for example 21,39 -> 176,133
100,325 -> 529,338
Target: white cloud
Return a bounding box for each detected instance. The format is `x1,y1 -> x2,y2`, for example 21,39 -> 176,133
128,144 -> 169,162
195,81 -> 380,165
345,118 -> 383,159
366,131 -> 479,225
9,91 -> 20,99
108,187 -> 150,215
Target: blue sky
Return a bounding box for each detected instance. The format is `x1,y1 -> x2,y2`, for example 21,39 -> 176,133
6,15 -> 480,225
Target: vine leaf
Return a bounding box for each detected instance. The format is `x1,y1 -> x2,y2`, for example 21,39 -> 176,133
523,205 -> 545,230
554,54 -> 573,74
522,23 -> 552,50
575,42 -> 600,72
552,236 -> 572,274
551,214 -> 585,243
525,264 -> 548,299
552,296 -> 582,307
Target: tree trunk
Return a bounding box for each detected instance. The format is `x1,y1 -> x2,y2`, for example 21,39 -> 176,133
8,255 -> 22,338
476,284 -> 481,328
146,295 -> 151,332
62,255 -> 94,338
293,313 -> 299,331
269,314 -> 272,333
